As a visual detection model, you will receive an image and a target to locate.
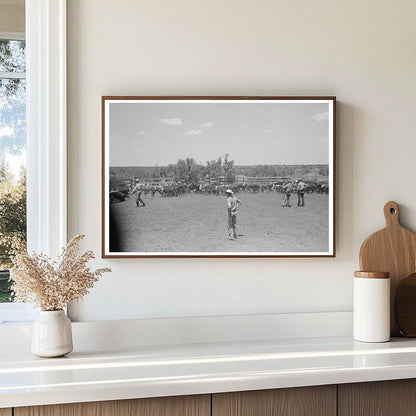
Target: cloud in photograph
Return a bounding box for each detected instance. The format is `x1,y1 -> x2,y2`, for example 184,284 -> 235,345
185,129 -> 202,136
109,101 -> 331,166
311,111 -> 329,122
158,118 -> 183,126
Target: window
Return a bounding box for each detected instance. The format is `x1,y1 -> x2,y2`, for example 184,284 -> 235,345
0,37 -> 26,306
0,2 -> 67,323
0,34 -> 33,323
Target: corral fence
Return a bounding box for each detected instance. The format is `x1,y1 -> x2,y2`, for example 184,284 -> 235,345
110,177 -> 175,190
246,176 -> 291,186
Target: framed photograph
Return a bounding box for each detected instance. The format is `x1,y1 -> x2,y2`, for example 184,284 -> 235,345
102,96 -> 336,258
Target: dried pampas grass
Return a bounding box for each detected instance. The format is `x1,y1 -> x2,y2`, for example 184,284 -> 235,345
10,235 -> 111,311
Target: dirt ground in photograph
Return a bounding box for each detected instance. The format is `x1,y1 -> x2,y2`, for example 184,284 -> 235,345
110,192 -> 330,253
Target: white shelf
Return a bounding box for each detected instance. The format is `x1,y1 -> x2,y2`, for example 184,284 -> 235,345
1,336 -> 416,408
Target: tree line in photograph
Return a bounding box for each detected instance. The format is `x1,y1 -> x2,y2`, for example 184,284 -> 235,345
111,154 -> 329,186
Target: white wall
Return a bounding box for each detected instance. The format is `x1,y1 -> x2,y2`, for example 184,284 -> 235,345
67,0 -> 416,322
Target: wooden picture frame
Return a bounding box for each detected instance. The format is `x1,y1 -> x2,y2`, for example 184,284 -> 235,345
102,96 -> 336,258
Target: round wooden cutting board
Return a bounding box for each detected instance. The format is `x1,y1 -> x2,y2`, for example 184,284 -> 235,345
359,201 -> 416,335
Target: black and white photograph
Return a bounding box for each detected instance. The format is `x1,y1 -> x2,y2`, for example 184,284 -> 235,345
102,97 -> 335,257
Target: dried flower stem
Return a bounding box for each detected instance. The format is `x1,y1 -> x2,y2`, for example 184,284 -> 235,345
10,235 -> 111,310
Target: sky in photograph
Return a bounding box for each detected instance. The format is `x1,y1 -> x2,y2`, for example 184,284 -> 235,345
109,101 -> 331,167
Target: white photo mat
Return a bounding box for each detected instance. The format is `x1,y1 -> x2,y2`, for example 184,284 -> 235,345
102,97 -> 335,258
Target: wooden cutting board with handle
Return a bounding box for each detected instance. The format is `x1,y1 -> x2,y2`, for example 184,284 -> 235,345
359,201 -> 416,335
395,272 -> 416,337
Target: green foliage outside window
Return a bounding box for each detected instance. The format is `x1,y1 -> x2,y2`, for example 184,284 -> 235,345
0,39 -> 27,302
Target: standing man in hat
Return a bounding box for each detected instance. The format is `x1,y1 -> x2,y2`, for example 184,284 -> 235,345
296,179 -> 308,207
130,182 -> 146,207
226,189 -> 242,240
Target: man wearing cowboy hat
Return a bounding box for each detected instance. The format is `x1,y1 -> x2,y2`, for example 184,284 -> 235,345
226,189 -> 242,240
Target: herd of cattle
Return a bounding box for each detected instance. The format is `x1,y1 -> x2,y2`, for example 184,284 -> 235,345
109,181 -> 329,203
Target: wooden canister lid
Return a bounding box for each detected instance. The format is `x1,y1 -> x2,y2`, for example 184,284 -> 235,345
354,271 -> 390,279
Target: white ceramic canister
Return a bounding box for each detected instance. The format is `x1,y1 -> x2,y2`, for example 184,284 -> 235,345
31,310 -> 73,357
353,271 -> 390,342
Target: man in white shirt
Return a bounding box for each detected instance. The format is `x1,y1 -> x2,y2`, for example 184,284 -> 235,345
281,181 -> 293,207
130,182 -> 146,207
296,180 -> 308,207
226,189 -> 242,240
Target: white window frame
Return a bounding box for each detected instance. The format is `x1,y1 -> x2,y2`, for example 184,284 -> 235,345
0,0 -> 67,323
0,31 -> 25,41
26,0 -> 67,257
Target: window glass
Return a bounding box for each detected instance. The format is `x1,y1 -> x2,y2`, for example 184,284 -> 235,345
0,39 -> 26,303
0,39 -> 26,72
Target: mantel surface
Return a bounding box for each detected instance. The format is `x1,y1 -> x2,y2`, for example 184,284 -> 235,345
2,336 -> 416,408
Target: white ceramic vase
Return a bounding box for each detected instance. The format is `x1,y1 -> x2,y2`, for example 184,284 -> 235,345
31,310 -> 73,358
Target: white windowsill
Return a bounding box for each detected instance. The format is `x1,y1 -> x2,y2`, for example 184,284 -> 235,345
1,335 -> 416,409
0,311 -> 355,408
0,303 -> 35,324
